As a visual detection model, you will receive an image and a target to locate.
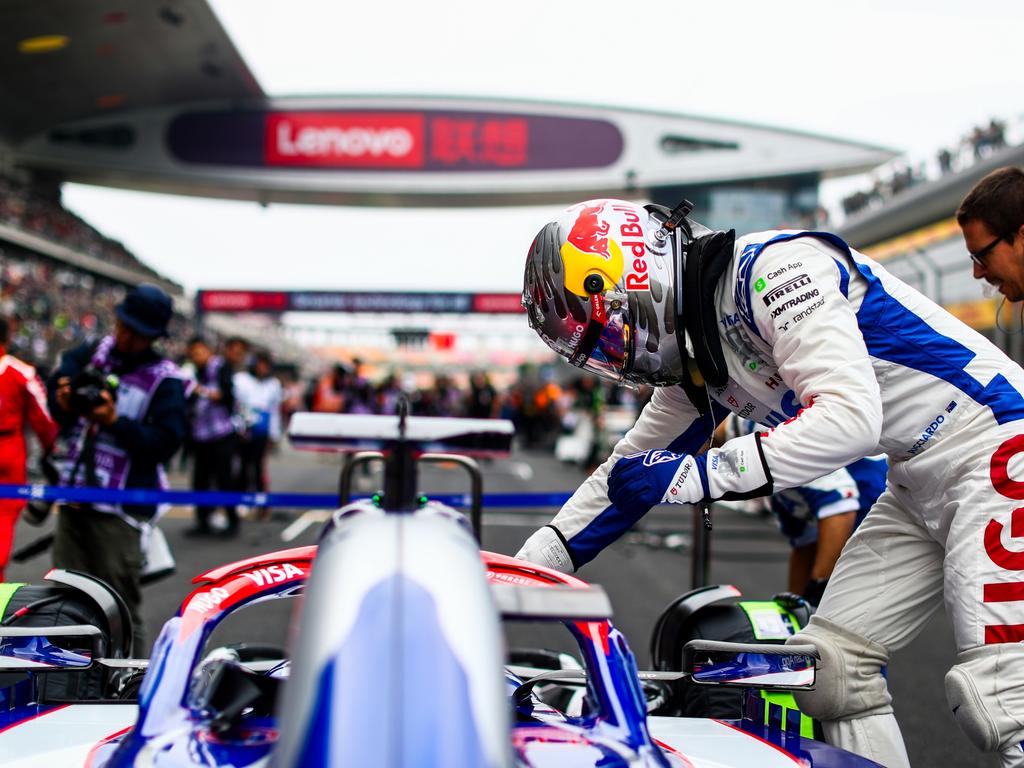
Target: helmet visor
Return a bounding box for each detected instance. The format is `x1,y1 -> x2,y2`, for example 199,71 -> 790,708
568,305 -> 632,382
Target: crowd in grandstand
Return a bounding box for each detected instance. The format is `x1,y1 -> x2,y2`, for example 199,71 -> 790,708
0,175 -> 177,284
0,246 -> 193,376
841,116 -> 1013,217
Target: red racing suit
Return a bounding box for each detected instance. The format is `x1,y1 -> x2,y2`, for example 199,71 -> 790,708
0,347 -> 57,578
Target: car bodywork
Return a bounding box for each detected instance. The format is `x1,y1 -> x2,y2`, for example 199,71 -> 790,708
0,413 -> 882,767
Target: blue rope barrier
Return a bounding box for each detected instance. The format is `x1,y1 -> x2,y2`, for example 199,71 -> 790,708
0,484 -> 573,510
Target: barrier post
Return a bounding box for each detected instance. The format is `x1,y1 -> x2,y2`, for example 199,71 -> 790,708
691,502 -> 712,589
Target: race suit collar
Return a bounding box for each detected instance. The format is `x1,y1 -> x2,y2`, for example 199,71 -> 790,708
681,229 -> 735,389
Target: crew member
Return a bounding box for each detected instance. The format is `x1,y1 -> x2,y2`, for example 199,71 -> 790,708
0,317 -> 57,580
958,166 -> 1024,303
185,336 -> 243,537
516,198 -> 1024,766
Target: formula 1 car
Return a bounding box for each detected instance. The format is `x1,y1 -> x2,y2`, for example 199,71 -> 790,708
0,409 -> 882,767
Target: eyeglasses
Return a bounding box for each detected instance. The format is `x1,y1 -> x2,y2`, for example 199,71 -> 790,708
969,235 -> 1004,267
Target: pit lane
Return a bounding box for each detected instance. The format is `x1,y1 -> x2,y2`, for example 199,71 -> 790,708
9,443 -> 993,766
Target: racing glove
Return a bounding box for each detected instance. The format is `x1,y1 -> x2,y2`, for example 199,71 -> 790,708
515,525 -> 574,573
607,432 -> 772,518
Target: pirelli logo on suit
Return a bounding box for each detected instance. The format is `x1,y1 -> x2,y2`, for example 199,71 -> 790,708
762,274 -> 813,307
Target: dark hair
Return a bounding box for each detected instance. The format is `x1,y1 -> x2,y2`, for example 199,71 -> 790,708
0,317 -> 8,345
225,336 -> 249,348
187,335 -> 208,348
957,166 -> 1024,240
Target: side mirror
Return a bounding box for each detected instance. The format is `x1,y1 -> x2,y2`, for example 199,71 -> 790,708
492,584 -> 612,622
0,625 -> 102,670
682,639 -> 818,691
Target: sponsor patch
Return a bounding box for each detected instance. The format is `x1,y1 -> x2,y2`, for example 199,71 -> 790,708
724,326 -> 770,370
642,449 -> 680,467
763,274 -> 813,307
907,408 -> 954,455
791,296 -> 826,324
769,288 -> 821,319
764,261 -> 803,282
670,460 -> 692,493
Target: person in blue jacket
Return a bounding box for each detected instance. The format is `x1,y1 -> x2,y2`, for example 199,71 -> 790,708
718,414 -> 887,605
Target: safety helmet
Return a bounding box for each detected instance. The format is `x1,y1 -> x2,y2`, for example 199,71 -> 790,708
522,199 -> 692,386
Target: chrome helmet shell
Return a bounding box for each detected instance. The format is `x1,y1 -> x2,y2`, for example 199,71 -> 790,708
522,199 -> 687,386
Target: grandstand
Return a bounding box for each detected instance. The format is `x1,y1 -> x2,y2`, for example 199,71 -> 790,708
835,136 -> 1024,360
0,171 -> 301,373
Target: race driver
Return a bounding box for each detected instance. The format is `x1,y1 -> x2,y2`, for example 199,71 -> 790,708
516,198 -> 1024,768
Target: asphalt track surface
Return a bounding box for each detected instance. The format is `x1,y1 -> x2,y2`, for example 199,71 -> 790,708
9,443 -> 995,767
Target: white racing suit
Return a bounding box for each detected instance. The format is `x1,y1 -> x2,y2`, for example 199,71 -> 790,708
528,231 -> 1024,767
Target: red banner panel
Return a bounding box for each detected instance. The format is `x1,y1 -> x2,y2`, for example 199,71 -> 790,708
198,290 -> 289,312
265,112 -> 426,168
429,332 -> 457,350
473,294 -> 524,313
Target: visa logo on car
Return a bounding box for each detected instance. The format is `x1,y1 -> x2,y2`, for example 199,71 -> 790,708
241,563 -> 305,587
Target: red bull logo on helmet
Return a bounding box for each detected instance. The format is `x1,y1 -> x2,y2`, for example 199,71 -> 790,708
560,201 -> 650,297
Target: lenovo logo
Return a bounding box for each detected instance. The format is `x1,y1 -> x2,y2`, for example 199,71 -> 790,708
266,112 -> 425,168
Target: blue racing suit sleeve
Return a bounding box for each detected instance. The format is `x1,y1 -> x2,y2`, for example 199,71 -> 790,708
544,384 -> 725,568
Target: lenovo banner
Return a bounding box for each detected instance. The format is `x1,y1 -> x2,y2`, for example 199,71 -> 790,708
168,109 -> 622,171
265,112 -> 425,168
197,290 -> 524,314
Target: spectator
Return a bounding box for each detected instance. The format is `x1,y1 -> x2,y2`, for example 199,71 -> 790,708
938,147 -> 954,175
185,336 -> 242,538
47,284 -> 186,653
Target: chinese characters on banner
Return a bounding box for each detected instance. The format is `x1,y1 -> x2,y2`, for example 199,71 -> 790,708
263,112 -> 531,169
430,117 -> 529,167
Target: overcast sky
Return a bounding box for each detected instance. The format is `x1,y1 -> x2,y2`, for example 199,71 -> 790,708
61,0 -> 1023,298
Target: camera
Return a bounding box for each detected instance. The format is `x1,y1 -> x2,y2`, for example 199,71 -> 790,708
68,367 -> 120,417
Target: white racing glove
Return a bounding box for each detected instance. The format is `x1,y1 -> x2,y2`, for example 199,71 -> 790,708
515,525 -> 574,573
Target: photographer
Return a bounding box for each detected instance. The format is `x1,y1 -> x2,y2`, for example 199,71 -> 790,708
47,284 -> 187,653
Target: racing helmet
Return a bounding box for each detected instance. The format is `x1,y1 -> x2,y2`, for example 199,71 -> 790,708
522,199 -> 693,386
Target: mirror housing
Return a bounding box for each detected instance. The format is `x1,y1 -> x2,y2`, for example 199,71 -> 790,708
492,584 -> 612,622
0,625 -> 101,670
682,639 -> 818,690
